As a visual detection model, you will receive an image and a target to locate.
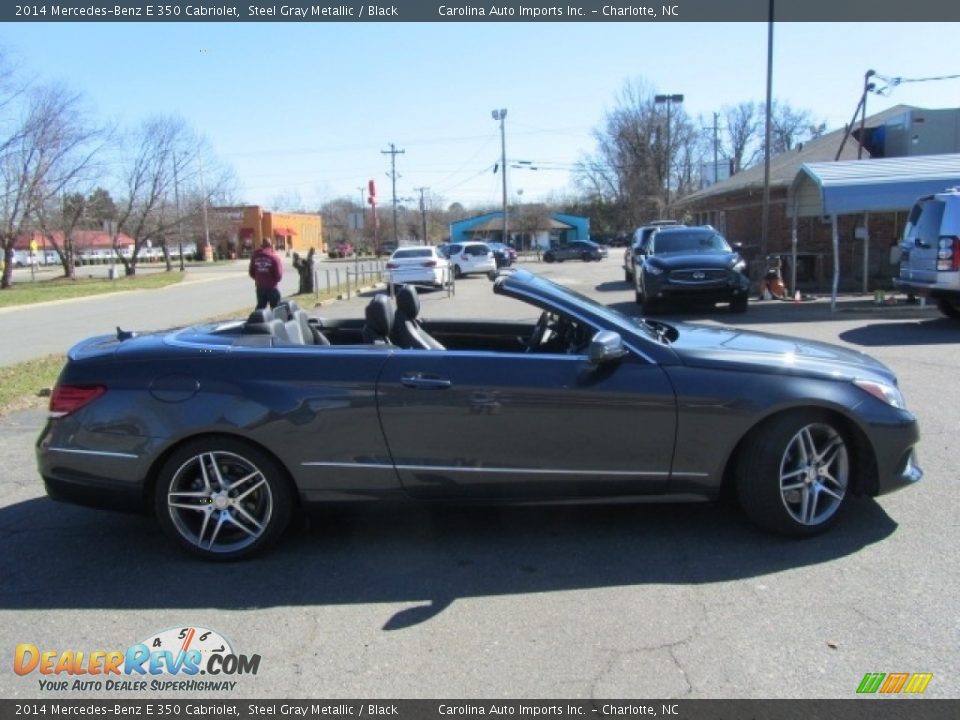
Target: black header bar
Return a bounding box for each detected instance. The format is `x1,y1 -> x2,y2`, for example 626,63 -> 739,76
5,0 -> 960,22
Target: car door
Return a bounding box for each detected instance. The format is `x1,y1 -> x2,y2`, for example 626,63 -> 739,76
375,346 -> 677,499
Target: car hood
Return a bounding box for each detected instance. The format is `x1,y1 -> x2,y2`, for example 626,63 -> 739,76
646,252 -> 740,270
668,322 -> 894,382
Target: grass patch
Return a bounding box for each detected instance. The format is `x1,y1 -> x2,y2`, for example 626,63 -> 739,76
0,353 -> 64,415
0,271 -> 185,308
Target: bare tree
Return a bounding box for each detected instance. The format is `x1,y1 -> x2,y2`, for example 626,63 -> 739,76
723,102 -> 761,174
110,116 -> 203,276
0,83 -> 101,288
575,79 -> 697,230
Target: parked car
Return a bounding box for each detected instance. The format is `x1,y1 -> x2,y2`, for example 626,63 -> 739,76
37,269 -> 921,560
894,187 -> 960,319
385,246 -> 450,289
634,225 -> 751,313
543,240 -> 604,263
445,241 -> 497,278
624,220 -> 680,282
486,242 -> 517,268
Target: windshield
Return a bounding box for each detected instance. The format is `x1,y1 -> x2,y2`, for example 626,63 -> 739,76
503,270 -> 662,342
653,231 -> 732,254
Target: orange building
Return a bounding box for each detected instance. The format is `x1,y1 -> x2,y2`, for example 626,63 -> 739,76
210,206 -> 324,258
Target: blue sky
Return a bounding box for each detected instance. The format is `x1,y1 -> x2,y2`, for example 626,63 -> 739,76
3,22 -> 959,210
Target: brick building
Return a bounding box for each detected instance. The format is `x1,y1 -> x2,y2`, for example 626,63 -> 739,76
210,206 -> 324,258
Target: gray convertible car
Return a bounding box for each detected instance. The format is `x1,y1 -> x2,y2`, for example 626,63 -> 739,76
37,270 -> 921,560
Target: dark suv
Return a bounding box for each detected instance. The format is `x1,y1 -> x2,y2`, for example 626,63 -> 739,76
634,226 -> 750,313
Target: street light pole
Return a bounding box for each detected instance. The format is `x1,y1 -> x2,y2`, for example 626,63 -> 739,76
492,108 -> 508,243
654,94 -> 684,217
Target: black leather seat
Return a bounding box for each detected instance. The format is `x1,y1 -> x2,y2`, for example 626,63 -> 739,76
392,286 -> 444,350
362,294 -> 395,345
244,308 -> 287,340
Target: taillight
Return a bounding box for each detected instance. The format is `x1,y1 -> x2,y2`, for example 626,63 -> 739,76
386,262 -> 398,269
422,260 -> 437,267
49,384 -> 106,417
938,237 -> 960,271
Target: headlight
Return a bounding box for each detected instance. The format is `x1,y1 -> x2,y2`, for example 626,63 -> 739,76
854,378 -> 906,409
645,264 -> 664,276
732,260 -> 747,274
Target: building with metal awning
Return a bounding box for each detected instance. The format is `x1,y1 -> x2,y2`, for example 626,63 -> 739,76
786,153 -> 960,308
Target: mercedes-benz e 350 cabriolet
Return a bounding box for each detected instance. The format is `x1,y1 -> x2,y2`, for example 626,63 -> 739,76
37,270 -> 921,560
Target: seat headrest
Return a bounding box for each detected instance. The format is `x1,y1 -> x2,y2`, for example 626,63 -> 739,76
247,308 -> 274,324
365,294 -> 395,336
396,285 -> 420,319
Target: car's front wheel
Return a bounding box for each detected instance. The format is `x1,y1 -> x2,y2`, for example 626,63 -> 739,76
155,437 -> 293,560
735,411 -> 850,536
543,252 -> 555,263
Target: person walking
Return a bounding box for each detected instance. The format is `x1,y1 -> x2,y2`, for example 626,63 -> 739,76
249,237 -> 284,309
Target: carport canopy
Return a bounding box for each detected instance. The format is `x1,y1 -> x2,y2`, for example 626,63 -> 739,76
785,153 -> 960,307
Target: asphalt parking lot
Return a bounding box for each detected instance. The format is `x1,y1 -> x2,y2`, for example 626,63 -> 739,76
1,255 -> 957,700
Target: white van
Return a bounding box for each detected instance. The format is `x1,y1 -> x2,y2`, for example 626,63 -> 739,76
895,187 -> 960,319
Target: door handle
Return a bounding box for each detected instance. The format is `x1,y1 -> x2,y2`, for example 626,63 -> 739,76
401,373 -> 452,389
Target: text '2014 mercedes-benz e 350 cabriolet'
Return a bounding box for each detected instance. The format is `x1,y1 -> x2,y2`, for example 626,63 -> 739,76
37,270 -> 921,560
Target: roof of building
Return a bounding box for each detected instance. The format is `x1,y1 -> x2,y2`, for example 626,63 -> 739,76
788,153 -> 960,217
678,104 -> 922,207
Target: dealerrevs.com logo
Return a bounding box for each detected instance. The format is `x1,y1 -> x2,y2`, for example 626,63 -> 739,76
14,626 -> 260,692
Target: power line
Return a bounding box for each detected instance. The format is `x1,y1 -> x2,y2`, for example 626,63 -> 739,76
871,71 -> 960,96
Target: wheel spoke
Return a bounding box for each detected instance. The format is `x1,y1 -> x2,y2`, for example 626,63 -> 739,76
205,513 -> 227,549
815,435 -> 844,466
168,500 -> 208,513
196,508 -> 214,547
802,486 -> 820,524
230,472 -> 266,499
227,506 -> 264,538
781,481 -> 806,492
206,453 -> 228,490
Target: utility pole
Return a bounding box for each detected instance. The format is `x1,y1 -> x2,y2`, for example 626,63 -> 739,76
415,187 -> 430,245
172,150 -> 185,272
713,112 -> 720,185
492,109 -> 508,243
381,143 -> 405,245
760,0 -> 774,258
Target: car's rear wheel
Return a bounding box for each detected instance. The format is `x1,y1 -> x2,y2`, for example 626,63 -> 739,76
453,264 -> 463,279
735,412 -> 850,536
936,297 -> 960,319
581,252 -> 592,262
543,252 -> 555,263
155,437 -> 292,561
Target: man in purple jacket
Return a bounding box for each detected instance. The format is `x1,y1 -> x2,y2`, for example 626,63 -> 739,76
249,238 -> 284,309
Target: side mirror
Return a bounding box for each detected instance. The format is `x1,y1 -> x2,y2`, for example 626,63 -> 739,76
588,330 -> 629,365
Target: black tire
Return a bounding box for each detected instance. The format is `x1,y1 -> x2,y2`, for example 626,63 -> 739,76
453,264 -> 463,279
624,269 -> 632,283
641,295 -> 658,315
581,253 -> 591,262
543,253 -> 555,263
735,411 -> 851,537
730,296 -> 748,313
635,287 -> 644,306
155,437 -> 293,561
936,297 -> 960,319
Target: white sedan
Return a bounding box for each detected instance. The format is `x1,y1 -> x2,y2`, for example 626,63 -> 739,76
385,246 -> 450,289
